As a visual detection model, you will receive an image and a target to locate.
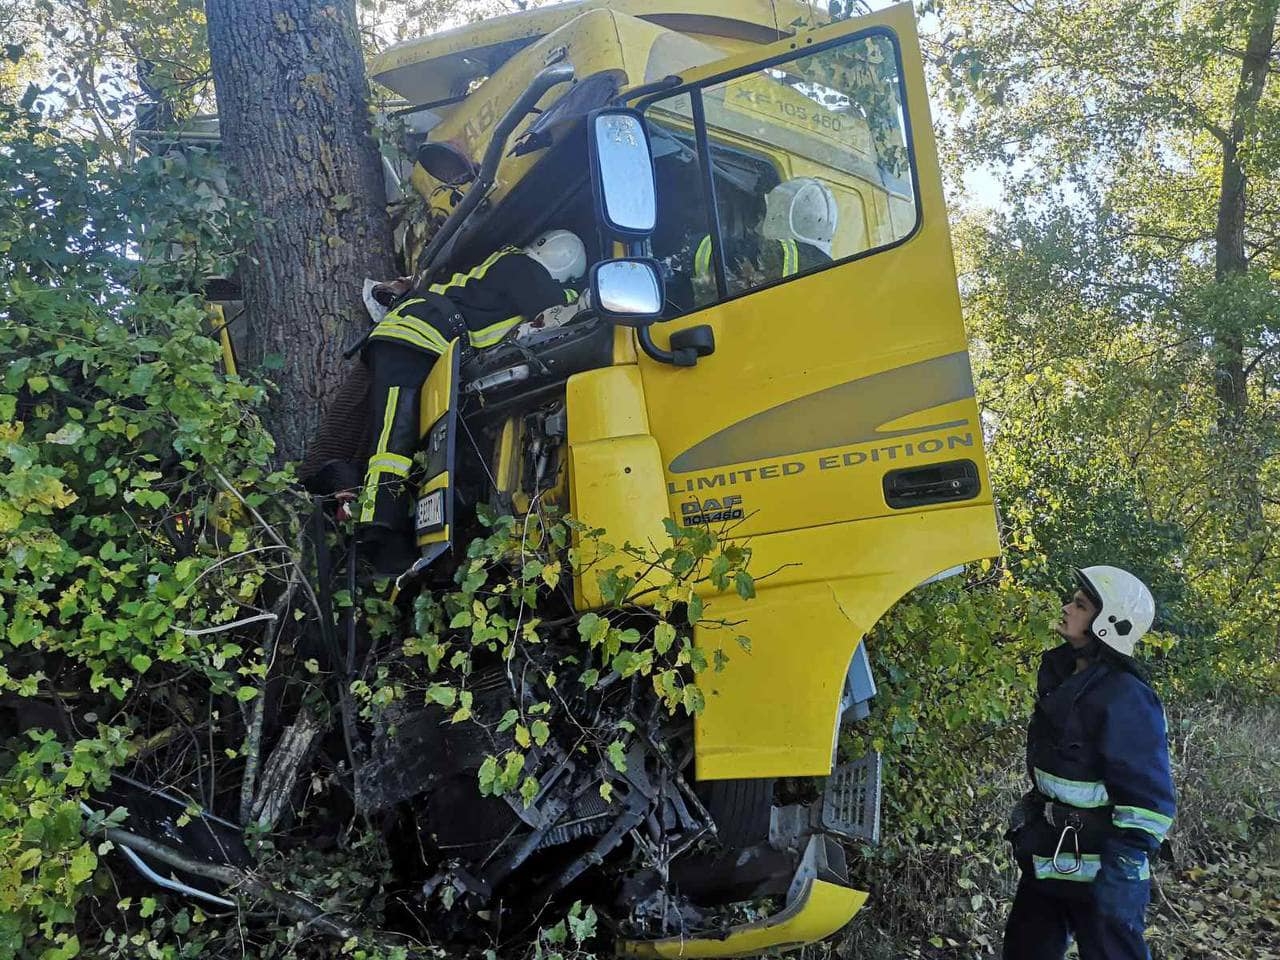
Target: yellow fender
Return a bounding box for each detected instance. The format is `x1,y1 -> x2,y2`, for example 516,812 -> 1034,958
618,880 -> 867,958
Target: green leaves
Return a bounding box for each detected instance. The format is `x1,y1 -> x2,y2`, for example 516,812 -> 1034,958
606,741 -> 628,773
477,751 -> 526,798
425,684 -> 456,708
577,612 -> 609,645
653,622 -> 676,655
530,720 -> 550,747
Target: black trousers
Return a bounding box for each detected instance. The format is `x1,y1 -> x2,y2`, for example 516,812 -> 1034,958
358,339 -> 439,569
1003,877 -> 1151,960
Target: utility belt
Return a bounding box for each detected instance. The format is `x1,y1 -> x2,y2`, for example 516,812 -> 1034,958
1009,790 -> 1115,893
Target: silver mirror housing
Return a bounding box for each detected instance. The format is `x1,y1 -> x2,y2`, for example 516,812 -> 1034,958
587,108 -> 658,239
589,258 -> 665,327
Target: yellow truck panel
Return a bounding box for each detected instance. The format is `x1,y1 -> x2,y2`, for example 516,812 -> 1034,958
692,503 -> 999,779
619,879 -> 869,958
370,0 -> 815,105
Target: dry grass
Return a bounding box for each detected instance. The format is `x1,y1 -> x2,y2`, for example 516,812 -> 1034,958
1145,703 -> 1280,959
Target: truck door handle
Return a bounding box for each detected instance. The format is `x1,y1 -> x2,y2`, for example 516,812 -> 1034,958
882,460 -> 980,509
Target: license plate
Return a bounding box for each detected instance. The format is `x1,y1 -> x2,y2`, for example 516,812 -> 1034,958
415,490 -> 445,532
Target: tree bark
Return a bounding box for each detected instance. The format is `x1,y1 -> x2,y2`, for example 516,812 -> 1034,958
1210,0 -> 1276,527
1212,0 -> 1277,422
205,0 -> 394,461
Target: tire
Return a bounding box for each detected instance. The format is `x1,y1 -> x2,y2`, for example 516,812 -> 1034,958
697,777 -> 775,848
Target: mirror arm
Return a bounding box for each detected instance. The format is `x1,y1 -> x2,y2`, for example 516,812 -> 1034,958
618,74 -> 680,107
638,326 -> 696,367
414,62 -> 576,285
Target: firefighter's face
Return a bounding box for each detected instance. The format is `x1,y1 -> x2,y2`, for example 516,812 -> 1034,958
1054,589 -> 1099,647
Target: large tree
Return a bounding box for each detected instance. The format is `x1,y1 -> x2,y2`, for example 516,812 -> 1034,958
930,0 -> 1280,681
932,0 -> 1280,527
205,0 -> 394,460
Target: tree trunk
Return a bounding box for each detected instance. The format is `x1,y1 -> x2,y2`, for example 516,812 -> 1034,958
1210,0 -> 1276,526
1212,0 -> 1276,422
205,0 -> 394,461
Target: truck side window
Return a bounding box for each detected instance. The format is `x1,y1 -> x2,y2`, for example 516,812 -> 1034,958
644,30 -> 918,316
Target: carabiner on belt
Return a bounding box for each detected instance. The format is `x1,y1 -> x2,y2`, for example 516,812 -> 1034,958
1052,824 -> 1082,874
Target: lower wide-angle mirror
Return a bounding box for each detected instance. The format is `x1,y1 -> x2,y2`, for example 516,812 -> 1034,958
589,258 -> 665,327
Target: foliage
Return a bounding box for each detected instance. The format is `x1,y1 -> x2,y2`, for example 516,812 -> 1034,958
839,699 -> 1280,959
0,70 -> 756,956
0,100 -> 297,956
4,0 -> 1280,957
8,0 -> 212,161
357,507 -> 754,814
847,568 -> 1057,836
827,0 -> 1280,954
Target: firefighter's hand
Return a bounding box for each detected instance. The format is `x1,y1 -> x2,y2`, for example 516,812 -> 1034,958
1003,791 -> 1038,843
1094,841 -> 1151,930
335,490 -> 356,523
371,277 -> 413,306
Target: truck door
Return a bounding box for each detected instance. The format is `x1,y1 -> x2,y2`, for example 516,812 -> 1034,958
636,3 -> 992,540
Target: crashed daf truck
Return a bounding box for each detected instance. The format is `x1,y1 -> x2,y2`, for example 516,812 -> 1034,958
120,1 -> 999,954
342,1 -> 1002,954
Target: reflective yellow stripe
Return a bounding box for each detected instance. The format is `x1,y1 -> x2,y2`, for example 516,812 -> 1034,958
1113,805 -> 1173,840
472,247 -> 517,281
385,297 -> 428,318
370,322 -> 448,355
565,288 -> 580,304
1032,854 -> 1102,883
1031,854 -> 1149,883
368,453 -> 411,476
779,239 -> 799,277
361,387 -> 402,523
694,235 -> 712,278
380,318 -> 450,350
378,302 -> 452,347
381,312 -> 445,339
468,315 -> 521,349
427,247 -> 515,295
375,387 -> 398,455
1033,768 -> 1111,808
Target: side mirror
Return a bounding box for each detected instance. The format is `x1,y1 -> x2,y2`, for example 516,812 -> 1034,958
589,259 -> 664,327
587,108 -> 657,239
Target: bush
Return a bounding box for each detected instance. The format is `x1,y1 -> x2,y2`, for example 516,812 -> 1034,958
0,103 -> 294,957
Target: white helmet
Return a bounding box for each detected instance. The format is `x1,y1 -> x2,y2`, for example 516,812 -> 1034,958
762,177 -> 839,256
1075,565 -> 1156,657
523,229 -> 586,284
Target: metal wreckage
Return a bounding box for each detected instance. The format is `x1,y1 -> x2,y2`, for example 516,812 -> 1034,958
103,1 -> 1001,954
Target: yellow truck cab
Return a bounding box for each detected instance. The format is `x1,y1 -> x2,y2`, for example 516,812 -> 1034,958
369,2 -> 999,954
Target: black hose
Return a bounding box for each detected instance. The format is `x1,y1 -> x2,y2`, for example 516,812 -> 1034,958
413,62 -> 576,284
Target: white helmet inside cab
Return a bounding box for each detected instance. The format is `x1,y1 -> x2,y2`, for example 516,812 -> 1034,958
1075,565 -> 1156,657
762,177 -> 839,256
524,229 -> 587,284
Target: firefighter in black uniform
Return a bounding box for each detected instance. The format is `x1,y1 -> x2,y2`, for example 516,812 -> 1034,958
668,177 -> 837,311
301,230 -> 586,569
1003,565 -> 1175,960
